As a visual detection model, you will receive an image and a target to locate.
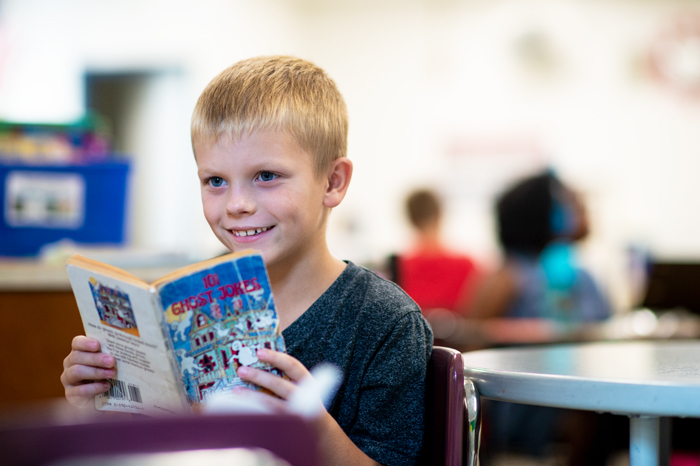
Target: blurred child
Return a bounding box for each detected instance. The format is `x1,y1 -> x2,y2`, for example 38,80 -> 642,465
393,188 -> 481,316
473,170 -> 614,466
60,56 -> 433,466
472,170 -> 610,324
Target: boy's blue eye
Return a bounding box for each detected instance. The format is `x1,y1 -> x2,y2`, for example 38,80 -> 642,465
209,177 -> 225,187
259,171 -> 277,182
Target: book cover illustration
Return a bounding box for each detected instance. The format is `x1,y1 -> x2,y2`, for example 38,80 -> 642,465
157,253 -> 285,404
88,277 -> 140,337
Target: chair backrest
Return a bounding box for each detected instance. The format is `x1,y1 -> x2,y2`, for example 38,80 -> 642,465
0,413 -> 320,466
423,346 -> 466,466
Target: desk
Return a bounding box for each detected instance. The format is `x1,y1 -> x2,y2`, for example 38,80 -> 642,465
463,340 -> 700,466
56,448 -> 292,466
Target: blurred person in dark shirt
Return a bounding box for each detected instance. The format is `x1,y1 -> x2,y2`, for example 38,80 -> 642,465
472,170 -> 610,327
472,170 -> 618,466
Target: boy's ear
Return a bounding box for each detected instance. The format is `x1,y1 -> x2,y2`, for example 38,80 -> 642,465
323,157 -> 353,208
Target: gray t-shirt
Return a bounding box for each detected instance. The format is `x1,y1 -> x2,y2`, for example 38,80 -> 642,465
283,261 -> 433,466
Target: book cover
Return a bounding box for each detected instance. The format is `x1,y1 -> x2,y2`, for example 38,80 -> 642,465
156,253 -> 285,404
66,250 -> 285,416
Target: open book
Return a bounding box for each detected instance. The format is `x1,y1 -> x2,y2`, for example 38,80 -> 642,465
65,249 -> 285,416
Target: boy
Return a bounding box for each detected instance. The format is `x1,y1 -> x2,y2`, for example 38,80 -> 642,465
61,56 -> 433,466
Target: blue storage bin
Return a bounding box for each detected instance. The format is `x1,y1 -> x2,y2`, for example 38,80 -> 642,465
0,159 -> 131,256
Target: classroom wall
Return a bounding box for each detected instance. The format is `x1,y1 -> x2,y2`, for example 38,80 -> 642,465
1,0 -> 700,311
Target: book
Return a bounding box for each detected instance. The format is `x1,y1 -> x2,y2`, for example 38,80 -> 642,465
65,249 -> 285,416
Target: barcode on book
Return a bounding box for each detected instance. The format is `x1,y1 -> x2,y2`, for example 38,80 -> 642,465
104,379 -> 142,403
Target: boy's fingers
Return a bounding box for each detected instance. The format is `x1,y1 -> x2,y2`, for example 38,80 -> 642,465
69,380 -> 110,397
65,381 -> 110,408
64,350 -> 115,370
256,349 -> 310,382
237,366 -> 297,400
62,364 -> 116,387
232,387 -> 289,412
71,336 -> 102,352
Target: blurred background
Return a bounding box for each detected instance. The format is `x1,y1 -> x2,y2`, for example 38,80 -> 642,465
0,0 -> 699,297
2,0 -> 700,464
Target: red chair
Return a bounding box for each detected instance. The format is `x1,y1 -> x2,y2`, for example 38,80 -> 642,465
423,346 -> 481,466
0,413 -> 320,466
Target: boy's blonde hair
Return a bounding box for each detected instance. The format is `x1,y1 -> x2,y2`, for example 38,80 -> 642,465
191,55 -> 348,175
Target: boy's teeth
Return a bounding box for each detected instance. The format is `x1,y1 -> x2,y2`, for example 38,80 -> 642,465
234,227 -> 269,237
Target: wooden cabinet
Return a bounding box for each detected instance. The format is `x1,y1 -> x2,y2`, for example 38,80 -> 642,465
0,259 -> 176,410
0,291 -> 84,408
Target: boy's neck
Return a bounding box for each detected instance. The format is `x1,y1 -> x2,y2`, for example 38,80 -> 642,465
269,248 -> 347,331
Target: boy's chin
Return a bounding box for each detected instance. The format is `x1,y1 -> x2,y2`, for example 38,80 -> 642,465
225,244 -> 274,264
257,250 -> 287,272
215,238 -> 283,270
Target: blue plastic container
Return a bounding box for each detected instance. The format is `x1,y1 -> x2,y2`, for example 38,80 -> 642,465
0,159 -> 131,256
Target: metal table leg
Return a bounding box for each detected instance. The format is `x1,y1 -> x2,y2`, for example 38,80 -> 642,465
464,379 -> 481,466
630,416 -> 660,466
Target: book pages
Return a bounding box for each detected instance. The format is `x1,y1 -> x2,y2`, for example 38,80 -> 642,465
66,264 -> 188,416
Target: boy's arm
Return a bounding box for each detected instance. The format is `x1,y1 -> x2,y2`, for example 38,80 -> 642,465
237,349 -> 381,466
61,336 -> 116,409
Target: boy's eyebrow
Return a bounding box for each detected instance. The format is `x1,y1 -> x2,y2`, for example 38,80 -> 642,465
245,156 -> 295,172
196,158 -> 292,177
197,168 -> 219,177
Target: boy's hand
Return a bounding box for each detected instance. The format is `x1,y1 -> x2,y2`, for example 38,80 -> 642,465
236,349 -> 379,466
60,336 -> 116,409
235,349 -> 321,414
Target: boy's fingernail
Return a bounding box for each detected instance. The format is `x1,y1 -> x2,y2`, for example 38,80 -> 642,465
237,366 -> 249,376
257,348 -> 268,357
102,355 -> 114,366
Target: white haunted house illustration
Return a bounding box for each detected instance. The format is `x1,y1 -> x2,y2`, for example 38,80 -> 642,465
90,280 -> 137,330
185,297 -> 280,401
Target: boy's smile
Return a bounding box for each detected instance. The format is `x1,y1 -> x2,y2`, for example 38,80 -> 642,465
231,226 -> 271,237
194,131 -> 332,274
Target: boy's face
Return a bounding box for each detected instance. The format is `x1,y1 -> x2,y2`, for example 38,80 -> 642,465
195,131 -> 330,273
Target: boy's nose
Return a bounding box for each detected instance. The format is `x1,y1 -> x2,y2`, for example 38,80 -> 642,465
225,185 -> 257,216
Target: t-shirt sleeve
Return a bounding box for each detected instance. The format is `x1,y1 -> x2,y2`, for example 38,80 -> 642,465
348,310 -> 433,466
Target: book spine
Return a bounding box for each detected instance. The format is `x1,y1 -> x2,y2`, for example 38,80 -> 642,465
150,286 -> 191,412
